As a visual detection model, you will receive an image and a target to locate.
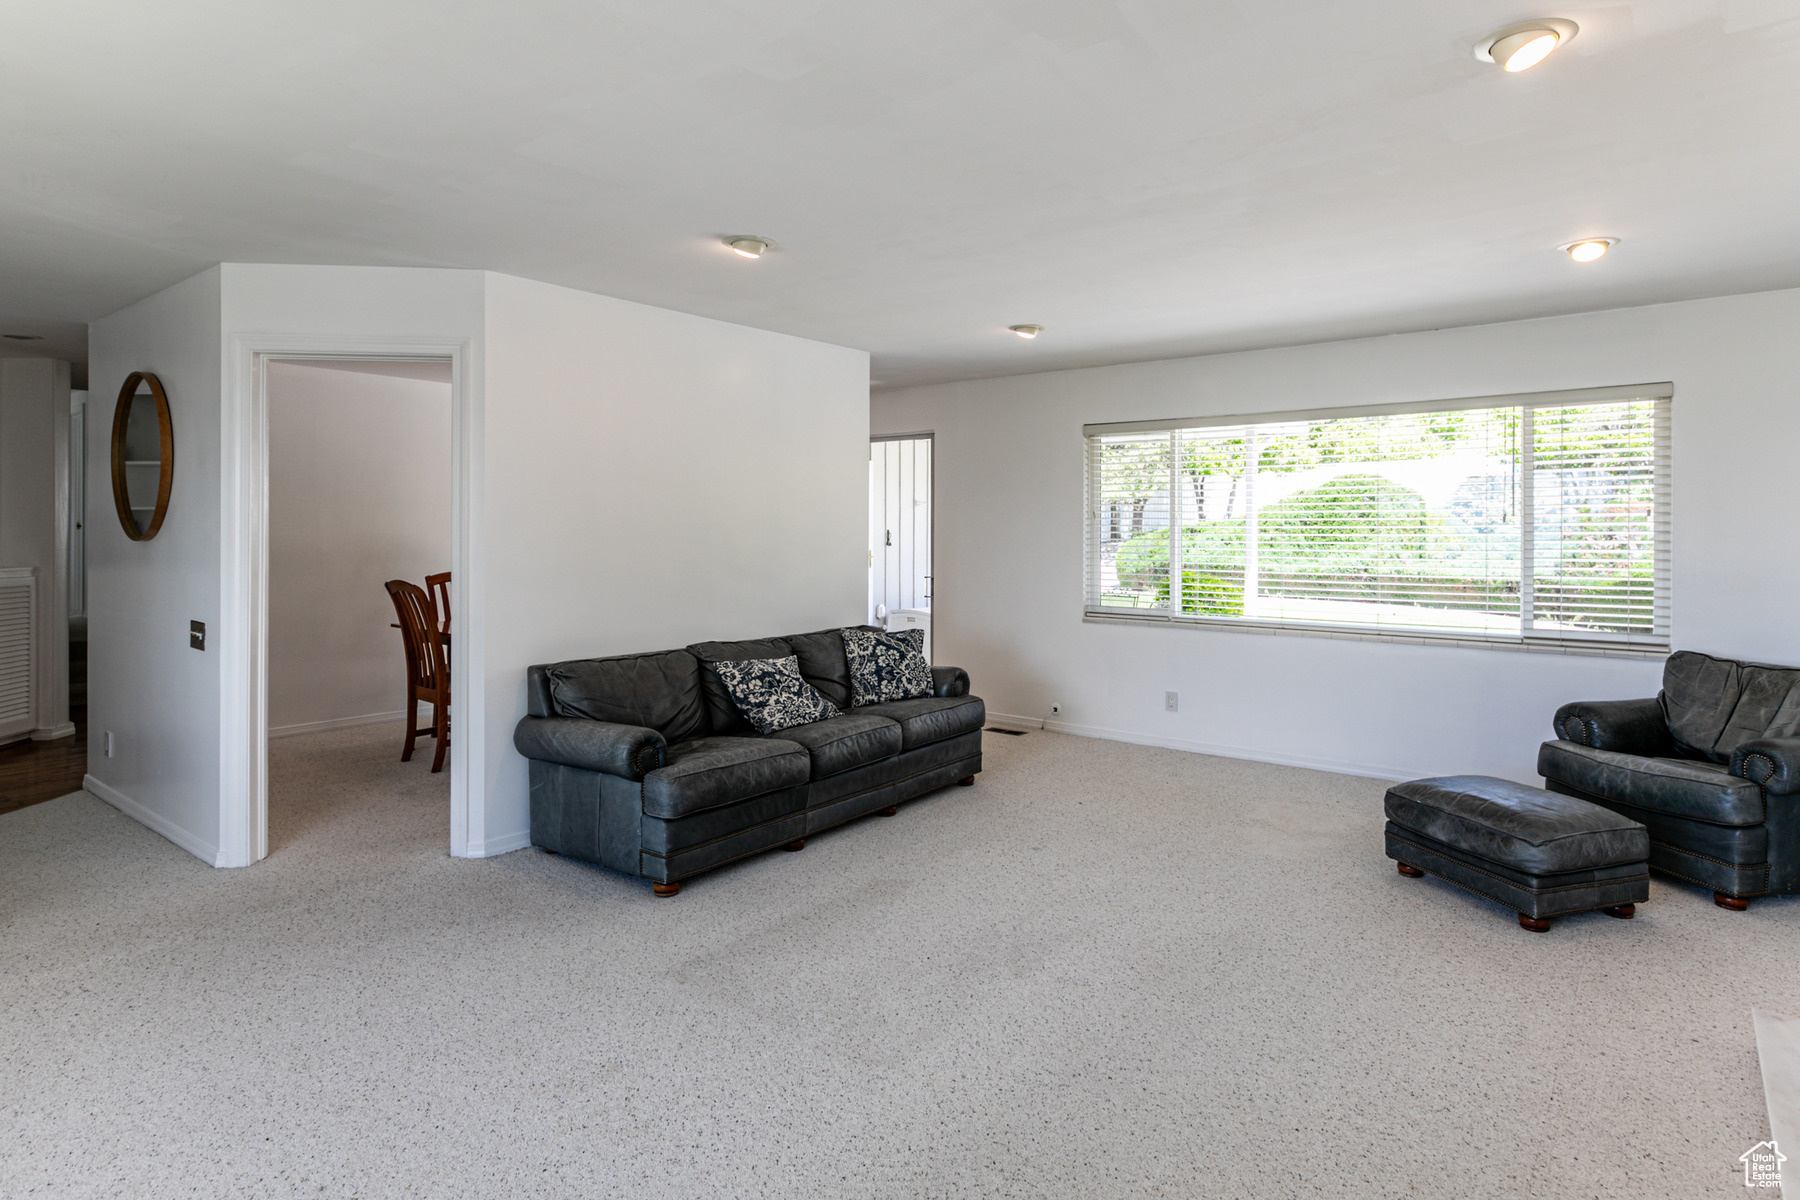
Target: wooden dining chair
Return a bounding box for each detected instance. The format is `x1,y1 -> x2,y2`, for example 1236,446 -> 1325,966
385,579 -> 450,772
426,571 -> 451,638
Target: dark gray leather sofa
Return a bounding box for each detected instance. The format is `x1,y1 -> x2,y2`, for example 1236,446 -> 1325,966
513,628 -> 984,896
1538,649 -> 1800,909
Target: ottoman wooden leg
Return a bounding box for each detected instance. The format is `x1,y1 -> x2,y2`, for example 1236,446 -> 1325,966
1715,892 -> 1749,911
1395,862 -> 1425,878
876,805 -> 898,817
783,839 -> 806,851
1517,913 -> 1552,933
958,776 -> 976,786
1604,903 -> 1636,919
652,881 -> 681,898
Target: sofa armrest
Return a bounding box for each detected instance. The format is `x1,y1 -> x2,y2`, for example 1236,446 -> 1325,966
1551,698 -> 1671,757
1732,738 -> 1800,795
931,666 -> 970,698
513,716 -> 666,780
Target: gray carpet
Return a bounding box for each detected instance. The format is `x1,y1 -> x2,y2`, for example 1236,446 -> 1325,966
3,723 -> 1796,1198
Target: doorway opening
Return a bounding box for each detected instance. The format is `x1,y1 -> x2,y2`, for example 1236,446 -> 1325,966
263,358 -> 454,857
869,434 -> 932,660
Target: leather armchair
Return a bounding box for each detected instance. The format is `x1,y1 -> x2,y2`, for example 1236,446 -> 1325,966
1538,650 -> 1800,909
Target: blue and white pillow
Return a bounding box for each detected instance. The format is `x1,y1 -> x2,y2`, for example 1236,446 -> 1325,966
710,655 -> 841,735
842,627 -> 933,706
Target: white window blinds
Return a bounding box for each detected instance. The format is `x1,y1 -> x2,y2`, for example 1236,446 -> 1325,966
1084,385 -> 1671,650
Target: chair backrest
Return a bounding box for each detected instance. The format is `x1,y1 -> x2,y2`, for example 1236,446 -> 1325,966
386,579 -> 447,694
1664,650 -> 1800,762
426,571 -> 451,636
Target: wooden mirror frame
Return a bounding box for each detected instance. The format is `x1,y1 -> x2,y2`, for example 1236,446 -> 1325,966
111,371 -> 175,541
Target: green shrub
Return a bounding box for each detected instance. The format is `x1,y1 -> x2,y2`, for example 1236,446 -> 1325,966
1154,571 -> 1244,616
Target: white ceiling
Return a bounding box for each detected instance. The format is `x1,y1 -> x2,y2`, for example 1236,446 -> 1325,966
3,1 -> 1798,389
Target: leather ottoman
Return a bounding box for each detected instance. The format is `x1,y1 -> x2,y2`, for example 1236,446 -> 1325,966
1384,774 -> 1651,932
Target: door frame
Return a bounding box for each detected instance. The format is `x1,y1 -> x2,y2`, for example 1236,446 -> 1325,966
220,334 -> 479,868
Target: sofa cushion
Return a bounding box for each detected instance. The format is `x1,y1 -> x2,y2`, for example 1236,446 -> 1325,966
1663,650 -> 1800,763
544,650 -> 707,744
765,712 -> 901,779
641,736 -> 809,820
782,627 -> 858,709
854,694 -> 985,750
710,655 -> 841,735
843,627 -> 933,706
1538,739 -> 1767,827
687,637 -> 793,735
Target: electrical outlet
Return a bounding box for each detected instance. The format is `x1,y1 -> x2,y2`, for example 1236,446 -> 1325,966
1166,691 -> 1179,712
105,731 -> 115,758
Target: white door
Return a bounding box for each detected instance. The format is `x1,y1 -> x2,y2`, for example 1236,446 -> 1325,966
869,436 -> 931,659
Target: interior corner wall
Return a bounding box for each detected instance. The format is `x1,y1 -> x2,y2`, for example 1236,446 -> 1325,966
85,267 -> 225,862
266,362 -> 452,735
478,271 -> 870,850
871,287 -> 1800,785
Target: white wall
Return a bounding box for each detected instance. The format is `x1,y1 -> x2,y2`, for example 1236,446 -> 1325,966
266,360 -> 451,735
87,263 -> 867,866
872,288 -> 1800,784
479,272 -> 870,849
0,357 -> 72,741
86,267 -> 224,860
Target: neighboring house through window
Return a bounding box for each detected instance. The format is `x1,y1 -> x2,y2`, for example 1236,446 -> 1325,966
1083,384 -> 1671,653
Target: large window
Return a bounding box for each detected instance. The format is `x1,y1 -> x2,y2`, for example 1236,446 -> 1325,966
1084,385 -> 1670,651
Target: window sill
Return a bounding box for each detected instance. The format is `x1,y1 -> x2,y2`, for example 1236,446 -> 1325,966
1082,610 -> 1670,660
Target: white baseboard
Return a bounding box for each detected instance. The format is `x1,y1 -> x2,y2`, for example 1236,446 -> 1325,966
83,774 -> 221,866
989,715 -> 1413,782
465,828 -> 531,858
268,710 -> 406,739
31,721 -> 77,741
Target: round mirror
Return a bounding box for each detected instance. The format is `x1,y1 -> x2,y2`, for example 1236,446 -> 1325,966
111,372 -> 174,541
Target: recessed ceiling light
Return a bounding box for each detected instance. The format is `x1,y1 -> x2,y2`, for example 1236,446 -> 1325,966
2,333 -> 44,341
725,236 -> 771,259
1475,18 -> 1578,72
1558,237 -> 1618,263
1009,325 -> 1044,339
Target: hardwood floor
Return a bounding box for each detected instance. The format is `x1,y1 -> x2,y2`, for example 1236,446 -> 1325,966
0,638 -> 86,817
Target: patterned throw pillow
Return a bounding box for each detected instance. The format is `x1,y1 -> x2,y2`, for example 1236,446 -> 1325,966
842,627 -> 933,706
709,655 -> 841,735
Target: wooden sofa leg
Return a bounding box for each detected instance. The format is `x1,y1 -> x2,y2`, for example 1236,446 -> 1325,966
1517,913 -> 1552,933
652,881 -> 681,898
1603,903 -> 1635,919
958,776 -> 975,786
784,839 -> 807,851
875,806 -> 898,817
1395,862 -> 1425,877
1715,891 -> 1749,911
